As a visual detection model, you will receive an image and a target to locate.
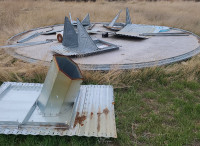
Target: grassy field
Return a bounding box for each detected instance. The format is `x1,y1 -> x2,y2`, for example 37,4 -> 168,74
0,0 -> 200,145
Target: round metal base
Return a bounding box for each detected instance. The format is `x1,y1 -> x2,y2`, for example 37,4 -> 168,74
6,23 -> 200,70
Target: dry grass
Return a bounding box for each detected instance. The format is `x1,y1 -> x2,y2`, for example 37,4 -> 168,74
0,0 -> 200,86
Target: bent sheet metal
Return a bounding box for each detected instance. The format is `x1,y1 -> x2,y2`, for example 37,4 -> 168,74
0,82 -> 117,138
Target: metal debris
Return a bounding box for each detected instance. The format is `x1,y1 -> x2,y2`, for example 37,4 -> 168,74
62,17 -> 78,48
0,40 -> 52,49
116,24 -> 170,38
17,32 -> 42,43
37,55 -> 83,116
81,13 -> 90,26
42,29 -> 63,35
103,10 -> 124,31
126,8 -> 132,25
51,17 -> 119,57
109,10 -> 122,27
76,18 -> 98,53
104,8 -> 132,30
140,32 -> 189,36
69,13 -> 91,26
0,55 -> 117,138
0,82 -> 116,138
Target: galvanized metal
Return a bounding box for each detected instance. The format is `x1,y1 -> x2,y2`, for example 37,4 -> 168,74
0,40 -> 52,49
62,17 -> 78,48
69,13 -> 91,26
0,82 -> 42,125
37,55 -> 83,116
42,29 -> 63,35
126,8 -> 132,25
77,18 -> 98,53
103,10 -> 124,31
116,24 -> 170,38
51,18 -> 119,57
0,82 -> 116,138
81,13 -> 90,26
17,32 -> 42,43
109,10 -> 122,27
140,32 -> 189,36
103,8 -> 133,30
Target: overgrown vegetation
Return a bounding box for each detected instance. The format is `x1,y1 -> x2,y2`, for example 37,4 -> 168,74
0,0 -> 200,145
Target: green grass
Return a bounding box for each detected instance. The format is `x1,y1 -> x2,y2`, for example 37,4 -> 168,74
0,66 -> 200,145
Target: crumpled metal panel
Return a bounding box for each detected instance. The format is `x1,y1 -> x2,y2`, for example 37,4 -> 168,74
116,24 -> 170,38
0,82 -> 117,138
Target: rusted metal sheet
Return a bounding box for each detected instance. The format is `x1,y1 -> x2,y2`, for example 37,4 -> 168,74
0,82 -> 116,138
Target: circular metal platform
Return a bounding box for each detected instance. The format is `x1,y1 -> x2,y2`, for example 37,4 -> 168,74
6,23 -> 200,70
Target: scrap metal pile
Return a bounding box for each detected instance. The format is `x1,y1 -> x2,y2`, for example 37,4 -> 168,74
0,8 -> 199,71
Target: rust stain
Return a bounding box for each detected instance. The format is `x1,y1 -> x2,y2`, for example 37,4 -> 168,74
73,112 -> 86,128
90,112 -> 94,120
53,124 -> 69,133
103,108 -> 109,115
38,124 -> 69,134
97,108 -> 102,132
112,102 -> 115,105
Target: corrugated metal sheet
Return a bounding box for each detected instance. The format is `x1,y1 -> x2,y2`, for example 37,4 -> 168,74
0,82 -> 116,138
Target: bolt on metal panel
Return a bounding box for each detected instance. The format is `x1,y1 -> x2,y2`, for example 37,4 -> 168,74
37,55 -> 83,116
